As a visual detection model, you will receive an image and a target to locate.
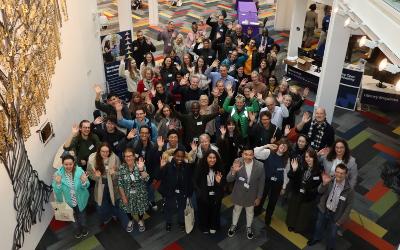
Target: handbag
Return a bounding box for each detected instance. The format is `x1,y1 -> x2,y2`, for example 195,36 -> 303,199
184,198 -> 195,234
51,193 -> 75,222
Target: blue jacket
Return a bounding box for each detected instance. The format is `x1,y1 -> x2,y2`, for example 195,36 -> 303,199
118,117 -> 158,143
52,166 -> 90,211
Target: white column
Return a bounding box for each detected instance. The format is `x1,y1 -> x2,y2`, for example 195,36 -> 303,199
286,0 -> 308,58
314,7 -> 351,122
118,0 -> 133,32
148,0 -> 159,26
274,0 -> 294,31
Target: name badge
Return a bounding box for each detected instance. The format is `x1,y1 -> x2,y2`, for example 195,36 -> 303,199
243,183 -> 250,189
168,74 -> 172,77
196,121 -> 203,126
130,189 -> 136,194
277,168 -> 284,171
175,189 -> 180,194
313,176 -> 320,180
113,141 -> 119,146
168,43 -> 172,46
239,177 -> 245,182
271,177 -> 277,181
339,196 -> 346,201
209,191 -> 215,196
208,56 -> 212,58
88,144 -> 94,150
176,101 -> 181,104
166,122 -> 170,126
219,29 -> 223,32
299,188 -> 305,193
229,50 -> 232,54
130,173 -> 136,181
105,165 -> 109,170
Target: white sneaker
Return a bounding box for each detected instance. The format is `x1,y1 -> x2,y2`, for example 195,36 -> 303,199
138,220 -> 146,232
126,220 -> 133,232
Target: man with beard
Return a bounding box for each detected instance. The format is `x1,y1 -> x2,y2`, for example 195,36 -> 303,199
132,30 -> 156,67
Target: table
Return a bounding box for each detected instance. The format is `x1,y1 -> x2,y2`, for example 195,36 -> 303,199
360,75 -> 400,110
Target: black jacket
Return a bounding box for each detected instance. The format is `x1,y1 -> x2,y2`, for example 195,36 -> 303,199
249,123 -> 282,148
159,160 -> 194,198
287,164 -> 321,201
206,17 -> 228,41
193,43 -> 217,66
132,39 -> 156,66
193,164 -> 225,202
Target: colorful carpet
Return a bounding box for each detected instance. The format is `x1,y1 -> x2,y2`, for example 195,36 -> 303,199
36,1 -> 400,250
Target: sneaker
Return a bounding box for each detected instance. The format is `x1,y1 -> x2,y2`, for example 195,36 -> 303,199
74,231 -> 82,239
151,202 -> 158,211
81,229 -> 89,237
126,220 -> 133,232
227,225 -> 237,237
166,223 -> 172,232
138,220 -> 146,232
209,229 -> 216,234
246,227 -> 254,240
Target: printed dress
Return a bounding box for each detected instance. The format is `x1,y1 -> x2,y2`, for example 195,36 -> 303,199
118,163 -> 149,215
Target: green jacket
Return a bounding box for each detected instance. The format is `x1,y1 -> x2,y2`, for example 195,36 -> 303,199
52,166 -> 90,212
223,96 -> 258,138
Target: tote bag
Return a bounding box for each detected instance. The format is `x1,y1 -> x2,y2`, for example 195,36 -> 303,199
184,198 -> 195,234
51,193 -> 75,222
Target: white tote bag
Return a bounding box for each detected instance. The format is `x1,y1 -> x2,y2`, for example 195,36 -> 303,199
184,198 -> 195,234
51,193 -> 75,222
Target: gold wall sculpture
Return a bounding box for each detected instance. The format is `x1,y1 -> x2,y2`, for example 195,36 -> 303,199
0,0 -> 68,249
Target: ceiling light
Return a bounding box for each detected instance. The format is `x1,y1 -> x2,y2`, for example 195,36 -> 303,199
379,58 -> 400,74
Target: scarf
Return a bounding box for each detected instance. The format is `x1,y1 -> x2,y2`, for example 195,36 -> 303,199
308,119 -> 327,149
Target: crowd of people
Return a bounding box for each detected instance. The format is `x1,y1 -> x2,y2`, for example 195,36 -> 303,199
52,12 -> 356,250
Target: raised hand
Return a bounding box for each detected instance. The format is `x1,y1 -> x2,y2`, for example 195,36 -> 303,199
115,101 -> 123,112
248,111 -> 256,122
94,170 -> 102,177
80,172 -> 88,184
211,59 -> 219,69
302,111 -> 311,124
276,93 -> 283,103
93,116 -> 103,125
249,90 -> 256,99
219,126 -> 226,136
318,147 -> 330,156
303,87 -> 310,98
256,92 -> 263,101
284,124 -> 291,136
160,156 -> 168,169
291,158 -> 299,171
54,174 -> 62,185
145,93 -> 152,105
266,143 -> 278,150
215,171 -> 223,183
137,157 -> 145,171
157,136 -> 164,148
240,78 -> 248,86
94,84 -> 103,95
157,100 -> 164,110
127,128 -> 137,140
231,159 -> 242,173
211,87 -> 219,97
190,140 -> 198,151
151,87 -> 156,97
71,124 -> 79,136
322,173 -> 332,185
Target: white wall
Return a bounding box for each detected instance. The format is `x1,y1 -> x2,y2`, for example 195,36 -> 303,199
0,0 -> 105,248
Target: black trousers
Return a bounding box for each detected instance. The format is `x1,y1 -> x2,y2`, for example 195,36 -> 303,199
254,179 -> 282,224
197,196 -> 221,231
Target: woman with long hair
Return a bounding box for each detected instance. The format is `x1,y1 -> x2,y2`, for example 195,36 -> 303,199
87,143 -> 121,226
266,75 -> 279,96
140,52 -> 156,78
320,138 -> 358,188
155,103 -> 182,140
193,56 -> 210,93
137,67 -> 158,94
118,148 -> 150,232
160,56 -> 178,87
52,155 -> 90,238
193,150 -> 225,234
286,148 -> 321,233
173,34 -> 186,61
258,58 -> 269,83
119,57 -> 140,94
254,138 -> 290,224
180,53 -> 194,75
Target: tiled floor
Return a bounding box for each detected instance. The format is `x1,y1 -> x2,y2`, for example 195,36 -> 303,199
36,1 -> 400,249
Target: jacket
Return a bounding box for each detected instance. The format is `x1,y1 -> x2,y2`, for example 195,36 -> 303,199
52,166 -> 90,211
117,117 -> 158,143
318,179 -> 354,225
206,17 -> 228,41
158,160 -> 194,198
87,152 -> 120,206
227,158 -> 265,207
321,156 -> 358,188
287,163 -> 321,202
193,164 -> 225,203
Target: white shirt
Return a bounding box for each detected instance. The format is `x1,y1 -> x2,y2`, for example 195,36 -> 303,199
207,169 -> 215,186
259,104 -> 289,129
244,160 -> 253,183
330,159 -> 343,176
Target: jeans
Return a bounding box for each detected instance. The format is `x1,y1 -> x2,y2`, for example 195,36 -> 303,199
312,209 -> 338,249
254,179 -> 282,224
96,181 -> 119,223
164,194 -> 186,224
72,206 -> 87,233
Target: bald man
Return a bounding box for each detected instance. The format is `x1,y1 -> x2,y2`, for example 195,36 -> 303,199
259,96 -> 289,130
296,108 -> 335,150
